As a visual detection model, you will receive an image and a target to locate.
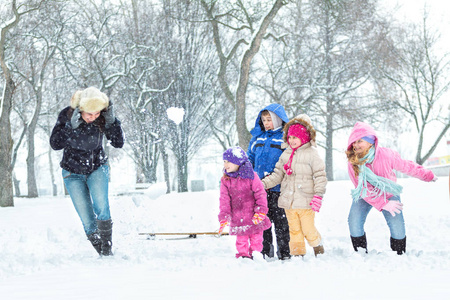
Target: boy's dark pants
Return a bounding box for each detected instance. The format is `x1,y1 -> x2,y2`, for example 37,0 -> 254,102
262,191 -> 291,259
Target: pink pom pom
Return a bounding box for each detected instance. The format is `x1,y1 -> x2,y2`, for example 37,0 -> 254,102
284,164 -> 289,170
286,169 -> 293,175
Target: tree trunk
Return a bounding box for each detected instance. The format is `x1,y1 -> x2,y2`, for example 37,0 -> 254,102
325,111 -> 334,181
48,144 -> 57,196
26,128 -> 39,197
161,143 -> 170,194
177,156 -> 188,193
176,124 -> 188,193
12,172 -> 21,197
234,0 -> 285,150
0,78 -> 15,207
26,88 -> 44,198
202,0 -> 286,150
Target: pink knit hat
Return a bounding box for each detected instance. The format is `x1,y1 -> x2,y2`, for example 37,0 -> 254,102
287,123 -> 310,145
284,123 -> 311,175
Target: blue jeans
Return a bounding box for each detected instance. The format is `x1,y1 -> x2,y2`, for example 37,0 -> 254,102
62,164 -> 111,235
348,196 -> 405,240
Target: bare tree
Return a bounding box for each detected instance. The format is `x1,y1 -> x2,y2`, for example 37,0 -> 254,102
12,2 -> 64,197
252,1 -> 311,117
0,0 -> 44,207
377,10 -> 450,164
265,0 -> 386,180
57,0 -> 127,92
115,0 -> 171,186
204,92 -> 236,151
200,0 -> 287,150
157,0 -> 221,192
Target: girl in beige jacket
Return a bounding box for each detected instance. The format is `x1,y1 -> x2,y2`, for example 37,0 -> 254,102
262,114 -> 327,257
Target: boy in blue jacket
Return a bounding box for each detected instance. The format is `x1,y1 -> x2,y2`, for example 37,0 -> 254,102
247,103 -> 291,260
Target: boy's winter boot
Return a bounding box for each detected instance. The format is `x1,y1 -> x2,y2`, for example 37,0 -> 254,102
87,232 -> 102,255
262,244 -> 274,259
351,233 -> 368,253
278,252 -> 291,260
97,219 -> 113,256
390,236 -> 406,255
313,245 -> 324,256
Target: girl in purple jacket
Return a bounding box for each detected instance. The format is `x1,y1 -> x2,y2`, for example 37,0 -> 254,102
346,122 -> 437,255
218,147 -> 272,259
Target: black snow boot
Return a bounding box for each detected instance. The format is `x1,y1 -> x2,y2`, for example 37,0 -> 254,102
262,244 -> 274,259
351,233 -> 368,253
87,232 -> 102,255
97,219 -> 113,256
390,236 -> 406,255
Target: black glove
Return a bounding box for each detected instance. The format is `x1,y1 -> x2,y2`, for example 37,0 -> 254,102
102,103 -> 115,128
70,107 -> 83,129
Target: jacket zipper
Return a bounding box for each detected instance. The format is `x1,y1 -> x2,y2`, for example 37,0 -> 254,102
91,129 -> 103,172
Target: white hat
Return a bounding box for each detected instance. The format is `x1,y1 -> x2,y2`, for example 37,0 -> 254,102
70,87 -> 109,113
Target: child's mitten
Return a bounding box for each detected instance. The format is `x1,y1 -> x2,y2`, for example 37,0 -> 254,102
252,212 -> 266,225
218,220 -> 229,234
310,195 -> 323,212
382,200 -> 403,217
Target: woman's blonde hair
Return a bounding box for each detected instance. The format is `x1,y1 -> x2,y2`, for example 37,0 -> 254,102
346,146 -> 371,177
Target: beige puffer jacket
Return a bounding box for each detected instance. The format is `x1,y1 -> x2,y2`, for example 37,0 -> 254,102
261,114 -> 327,209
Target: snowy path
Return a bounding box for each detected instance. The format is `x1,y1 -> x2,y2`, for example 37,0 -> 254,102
1,178 -> 449,299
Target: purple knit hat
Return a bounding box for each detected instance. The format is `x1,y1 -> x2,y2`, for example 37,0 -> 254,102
223,146 -> 254,179
223,146 -> 248,166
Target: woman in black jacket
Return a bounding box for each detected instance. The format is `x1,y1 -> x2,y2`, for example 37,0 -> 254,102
50,87 -> 124,256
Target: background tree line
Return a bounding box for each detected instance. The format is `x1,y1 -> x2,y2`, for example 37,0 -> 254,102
1,0 -> 449,207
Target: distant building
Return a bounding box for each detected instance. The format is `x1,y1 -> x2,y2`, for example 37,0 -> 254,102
424,139 -> 450,176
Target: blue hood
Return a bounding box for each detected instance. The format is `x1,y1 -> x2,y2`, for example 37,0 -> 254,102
250,103 -> 289,137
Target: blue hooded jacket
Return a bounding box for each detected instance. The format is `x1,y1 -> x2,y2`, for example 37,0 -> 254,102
247,103 -> 289,192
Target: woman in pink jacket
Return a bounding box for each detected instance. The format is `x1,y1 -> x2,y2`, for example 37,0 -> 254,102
346,122 -> 437,255
218,146 -> 272,259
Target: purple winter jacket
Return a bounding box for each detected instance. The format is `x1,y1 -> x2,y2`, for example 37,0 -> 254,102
219,172 -> 272,236
347,122 -> 435,211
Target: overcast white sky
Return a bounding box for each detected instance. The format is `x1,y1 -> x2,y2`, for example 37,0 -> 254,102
381,0 -> 450,44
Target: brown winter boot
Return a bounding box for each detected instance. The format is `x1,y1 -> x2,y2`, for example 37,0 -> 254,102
313,245 -> 324,256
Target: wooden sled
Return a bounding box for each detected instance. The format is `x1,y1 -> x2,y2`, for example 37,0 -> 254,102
139,232 -> 229,240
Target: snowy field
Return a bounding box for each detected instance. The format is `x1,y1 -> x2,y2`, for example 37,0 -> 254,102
0,177 -> 449,300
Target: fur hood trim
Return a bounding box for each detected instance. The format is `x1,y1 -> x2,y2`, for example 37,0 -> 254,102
283,114 -> 317,147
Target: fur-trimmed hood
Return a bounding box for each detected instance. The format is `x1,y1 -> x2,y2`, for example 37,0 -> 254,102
283,114 -> 317,147
70,87 -> 109,113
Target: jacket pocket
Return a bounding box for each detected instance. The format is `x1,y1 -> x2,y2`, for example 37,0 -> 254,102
300,175 -> 314,194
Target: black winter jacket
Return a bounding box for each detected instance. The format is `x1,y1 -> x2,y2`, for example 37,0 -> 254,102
50,106 -> 124,175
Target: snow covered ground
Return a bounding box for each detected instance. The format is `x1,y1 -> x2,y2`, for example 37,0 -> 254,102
0,177 -> 449,299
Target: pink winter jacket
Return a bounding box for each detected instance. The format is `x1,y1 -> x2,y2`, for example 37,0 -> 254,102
347,122 -> 435,211
219,172 -> 272,236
